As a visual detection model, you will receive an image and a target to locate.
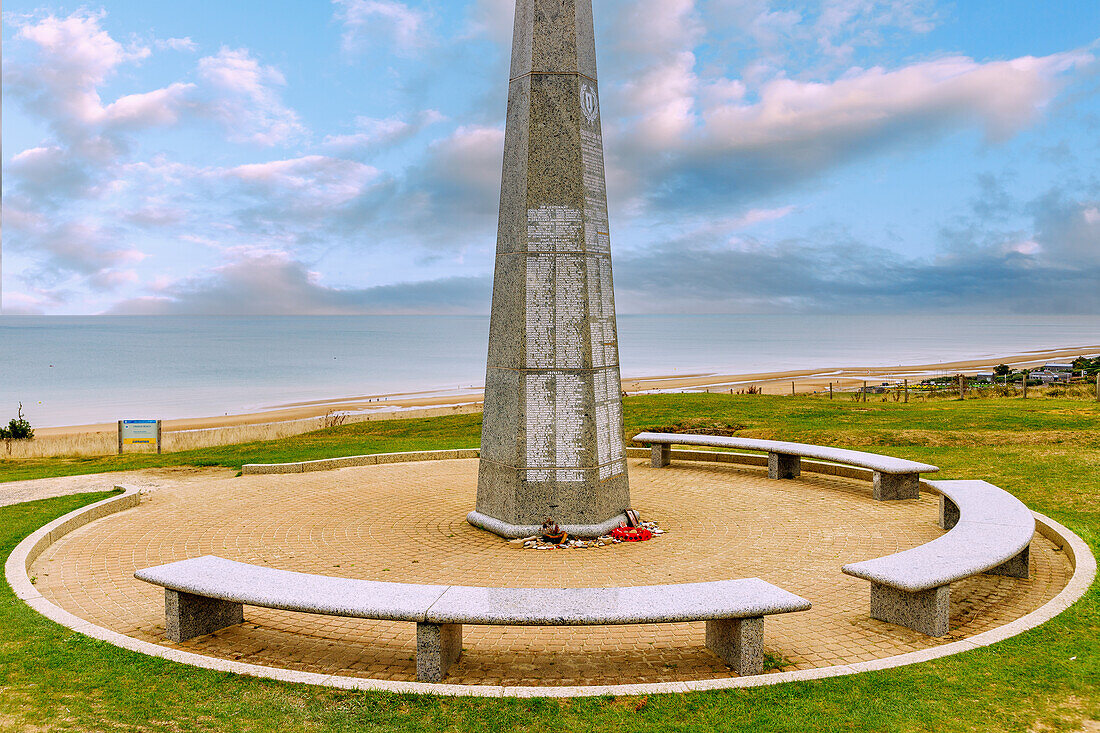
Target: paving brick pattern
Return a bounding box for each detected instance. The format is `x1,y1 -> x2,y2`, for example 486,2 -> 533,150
32,458 -> 1071,686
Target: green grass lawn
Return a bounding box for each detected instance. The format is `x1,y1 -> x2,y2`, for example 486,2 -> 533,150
3,393 -> 1098,485
1,394 -> 1097,731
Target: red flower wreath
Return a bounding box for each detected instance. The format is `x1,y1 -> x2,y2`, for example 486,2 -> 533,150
611,526 -> 652,542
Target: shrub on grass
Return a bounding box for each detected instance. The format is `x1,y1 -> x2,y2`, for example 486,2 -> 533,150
0,403 -> 35,454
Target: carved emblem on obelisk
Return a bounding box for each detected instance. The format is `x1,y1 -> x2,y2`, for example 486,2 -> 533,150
468,0 -> 631,538
580,83 -> 598,124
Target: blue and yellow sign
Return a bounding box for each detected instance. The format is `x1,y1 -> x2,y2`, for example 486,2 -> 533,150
121,419 -> 158,445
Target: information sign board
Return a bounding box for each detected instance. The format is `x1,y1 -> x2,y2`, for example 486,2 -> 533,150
117,419 -> 162,454
121,420 -> 158,444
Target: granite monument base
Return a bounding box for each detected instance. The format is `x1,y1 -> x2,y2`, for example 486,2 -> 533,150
466,510 -> 630,539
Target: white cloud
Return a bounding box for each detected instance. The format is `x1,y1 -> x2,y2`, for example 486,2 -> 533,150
7,146 -> 97,200
9,219 -> 147,292
14,9 -> 150,104
155,36 -> 198,52
197,47 -> 305,145
727,206 -> 797,228
406,125 -> 504,223
123,205 -> 188,227
334,0 -> 427,53
608,47 -> 1096,210
467,0 -> 515,44
615,0 -> 702,57
225,155 -> 381,208
1004,239 -> 1042,256
702,51 -> 1093,148
4,12 -> 303,159
103,83 -> 197,128
11,145 -> 70,174
321,110 -> 444,154
705,0 -> 938,73
324,117 -> 410,151
815,0 -> 938,61
3,9 -> 159,159
620,51 -> 698,146
2,289 -> 62,315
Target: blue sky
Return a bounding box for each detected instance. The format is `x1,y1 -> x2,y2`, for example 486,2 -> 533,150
2,0 -> 1098,315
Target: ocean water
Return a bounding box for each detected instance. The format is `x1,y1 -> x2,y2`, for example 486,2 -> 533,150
1,314 -> 1097,427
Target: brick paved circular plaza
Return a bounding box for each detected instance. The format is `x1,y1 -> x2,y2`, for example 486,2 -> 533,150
31,457 -> 1071,687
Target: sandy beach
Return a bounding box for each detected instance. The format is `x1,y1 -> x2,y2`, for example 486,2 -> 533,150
34,344 -> 1099,440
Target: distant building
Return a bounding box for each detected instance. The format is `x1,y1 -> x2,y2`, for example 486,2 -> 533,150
1030,370 -> 1070,384
1044,364 -> 1073,372
975,373 -> 994,383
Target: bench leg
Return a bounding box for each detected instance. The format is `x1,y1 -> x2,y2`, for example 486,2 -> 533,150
705,617 -> 763,675
873,472 -> 919,500
416,622 -> 462,682
870,583 -> 949,637
164,589 -> 244,642
651,444 -> 671,467
939,495 -> 960,529
987,544 -> 1030,579
768,453 -> 800,479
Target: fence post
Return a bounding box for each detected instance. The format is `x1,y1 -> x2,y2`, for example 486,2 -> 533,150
791,381 -> 795,396
829,382 -> 833,400
156,419 -> 163,455
1023,371 -> 1029,399
862,381 -> 867,402
958,374 -> 965,400
1095,373 -> 1099,402
904,379 -> 909,403
117,420 -> 123,455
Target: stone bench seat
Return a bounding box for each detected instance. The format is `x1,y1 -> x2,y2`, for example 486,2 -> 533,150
136,556 -> 810,682
842,480 -> 1034,636
632,432 -> 939,500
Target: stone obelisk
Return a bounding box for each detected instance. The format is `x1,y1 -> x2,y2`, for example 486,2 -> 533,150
468,0 -> 630,538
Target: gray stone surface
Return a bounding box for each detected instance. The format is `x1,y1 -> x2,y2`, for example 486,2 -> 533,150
843,480 -> 1034,593
136,556 -> 449,621
940,494 -> 961,530
475,0 -> 630,537
423,579 -> 810,626
768,453 -> 801,479
873,471 -> 919,500
932,480 -> 1037,528
870,582 -> 949,637
988,545 -> 1030,579
705,617 -> 763,675
651,443 -> 671,467
165,589 -> 244,642
632,433 -> 939,475
137,556 -> 809,681
416,622 -> 463,682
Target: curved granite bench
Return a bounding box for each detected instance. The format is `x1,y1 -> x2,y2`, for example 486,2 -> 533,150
136,556 -> 810,681
842,480 -> 1034,636
633,432 -> 939,500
